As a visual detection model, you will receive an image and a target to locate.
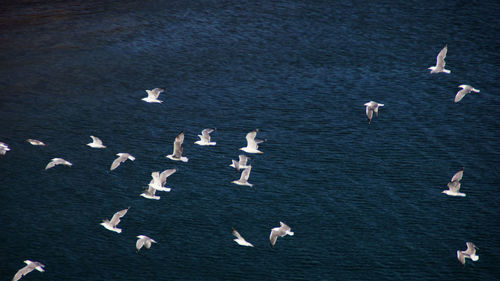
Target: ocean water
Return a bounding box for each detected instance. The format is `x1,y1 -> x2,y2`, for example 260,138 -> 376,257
1,0 -> 499,280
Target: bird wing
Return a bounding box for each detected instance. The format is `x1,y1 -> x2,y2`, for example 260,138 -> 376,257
13,264 -> 35,281
231,160 -> 240,170
147,185 -> 157,195
464,242 -> 476,256
136,237 -> 145,251
269,229 -> 279,247
454,89 -> 469,103
451,168 -> 464,182
152,88 -> 164,98
201,128 -> 214,142
436,45 -> 447,68
457,250 -> 465,265
173,131 -> 184,158
245,130 -> 258,149
110,207 -> 129,226
239,155 -> 248,166
90,136 -> 103,145
279,222 -> 291,232
110,155 -> 126,170
232,228 -> 244,240
159,169 -> 176,185
240,166 -> 252,181
45,161 -> 56,170
447,181 -> 461,192
365,106 -> 374,121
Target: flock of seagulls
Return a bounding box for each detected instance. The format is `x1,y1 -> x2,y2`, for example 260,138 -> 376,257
5,44 -> 485,280
428,46 -> 480,265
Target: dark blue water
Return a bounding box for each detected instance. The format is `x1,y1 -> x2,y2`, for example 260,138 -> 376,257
1,0 -> 499,280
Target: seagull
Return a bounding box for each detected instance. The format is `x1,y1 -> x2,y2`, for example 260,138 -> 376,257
454,85 -> 480,103
149,169 -> 176,192
12,260 -> 45,281
166,131 -> 188,162
45,158 -> 72,170
232,228 -> 254,247
239,129 -> 265,154
457,242 -> 479,265
364,101 -> 384,124
269,222 -> 294,247
26,139 -> 45,146
442,167 -> 466,197
0,142 -> 10,155
142,88 -> 164,103
429,45 -> 451,74
100,207 -> 129,233
194,128 -> 216,146
110,153 -> 135,171
229,155 -> 250,171
86,136 -> 106,148
232,166 -> 253,187
136,235 -> 157,252
141,181 -> 161,200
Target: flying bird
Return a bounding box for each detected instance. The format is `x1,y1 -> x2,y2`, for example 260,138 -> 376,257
136,235 -> 157,252
149,169 -> 176,192
232,166 -> 253,187
364,101 -> 384,124
454,85 -> 480,103
232,228 -> 254,247
45,158 -> 72,170
0,142 -> 10,155
140,183 -> 161,200
239,129 -> 265,154
428,45 -> 451,74
442,167 -> 466,197
166,131 -> 188,162
26,139 -> 45,146
12,260 -> 45,281
229,155 -> 250,171
86,136 -> 106,148
110,153 -> 135,171
457,242 -> 479,265
142,88 -> 164,103
101,207 -> 129,233
269,222 -> 294,247
194,128 -> 216,146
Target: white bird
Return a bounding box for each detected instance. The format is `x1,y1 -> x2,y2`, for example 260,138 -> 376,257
0,142 -> 10,155
239,129 -> 265,154
149,169 -> 176,192
194,128 -> 216,146
442,167 -> 466,197
232,166 -> 253,187
12,260 -> 45,281
269,222 -> 294,247
26,139 -> 45,146
86,135 -> 106,148
364,101 -> 384,124
45,158 -> 72,170
428,45 -> 451,74
110,153 -> 135,171
136,235 -> 157,252
142,88 -> 164,103
232,228 -> 254,247
100,207 -> 129,233
229,155 -> 250,171
140,183 -> 161,200
166,131 -> 188,162
457,242 -> 479,265
454,85 -> 480,103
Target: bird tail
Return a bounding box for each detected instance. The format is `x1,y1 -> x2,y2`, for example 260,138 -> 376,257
443,69 -> 451,74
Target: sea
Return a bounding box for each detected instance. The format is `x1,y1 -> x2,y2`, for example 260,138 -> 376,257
0,0 -> 499,280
